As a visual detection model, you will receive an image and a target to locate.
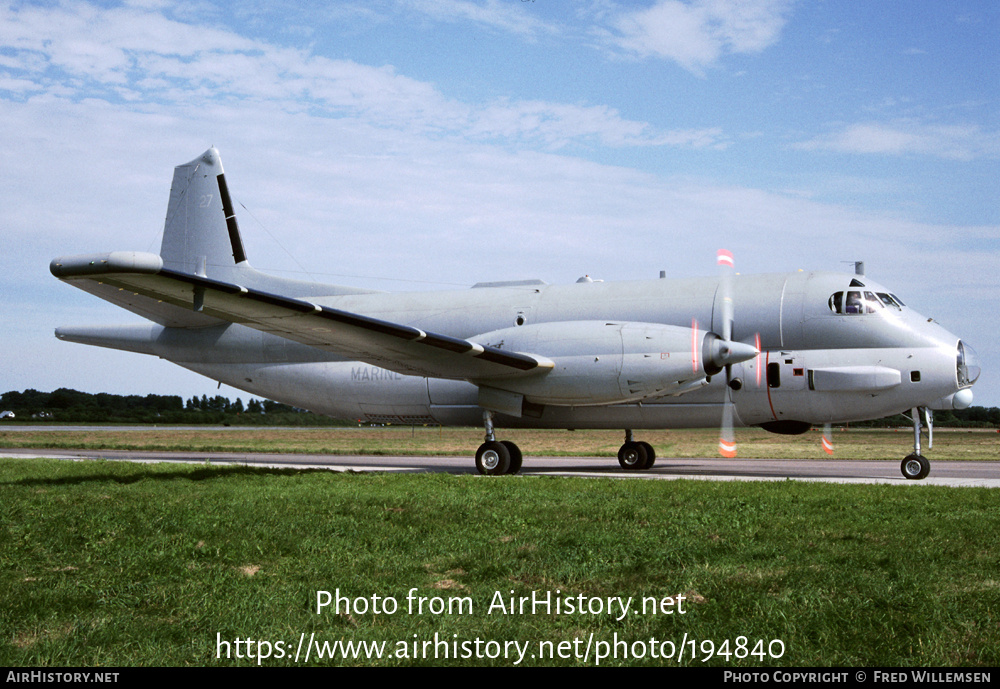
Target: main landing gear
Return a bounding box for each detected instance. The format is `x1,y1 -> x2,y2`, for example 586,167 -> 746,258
473,416 -> 657,476
618,429 -> 655,471
900,406 -> 932,480
475,411 -> 523,475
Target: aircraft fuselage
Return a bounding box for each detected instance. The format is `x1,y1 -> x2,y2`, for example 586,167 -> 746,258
63,268 -> 970,431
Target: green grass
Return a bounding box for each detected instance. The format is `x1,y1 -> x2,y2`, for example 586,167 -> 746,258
2,457 -> 998,666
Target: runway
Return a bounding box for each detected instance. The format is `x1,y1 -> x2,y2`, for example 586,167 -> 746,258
4,447 -> 999,487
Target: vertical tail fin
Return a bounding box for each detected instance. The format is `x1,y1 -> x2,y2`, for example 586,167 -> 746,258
159,148 -> 248,281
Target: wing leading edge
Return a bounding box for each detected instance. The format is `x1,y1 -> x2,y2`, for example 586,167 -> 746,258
50,251 -> 553,381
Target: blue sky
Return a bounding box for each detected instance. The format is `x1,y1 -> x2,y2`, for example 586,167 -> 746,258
2,0 -> 998,407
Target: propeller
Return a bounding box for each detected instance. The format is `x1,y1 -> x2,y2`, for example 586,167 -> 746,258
715,249 -> 761,458
717,249 -> 737,457
687,250 -> 759,458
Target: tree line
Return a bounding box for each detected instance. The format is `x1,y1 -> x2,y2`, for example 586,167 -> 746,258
848,407 -> 1000,428
0,389 -> 350,426
1,388 -> 997,428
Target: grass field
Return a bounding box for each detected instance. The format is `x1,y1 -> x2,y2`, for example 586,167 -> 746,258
2,428 -> 999,666
2,425 -> 999,460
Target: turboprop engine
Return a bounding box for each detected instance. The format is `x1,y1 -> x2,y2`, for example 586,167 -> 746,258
470,320 -> 757,413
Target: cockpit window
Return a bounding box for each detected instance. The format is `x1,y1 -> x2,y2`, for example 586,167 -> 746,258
829,291 -> 844,313
845,291 -> 863,314
829,290 -> 905,315
863,292 -> 883,313
877,292 -> 902,310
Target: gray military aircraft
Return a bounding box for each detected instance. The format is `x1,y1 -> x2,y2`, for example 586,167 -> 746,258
51,148 -> 980,479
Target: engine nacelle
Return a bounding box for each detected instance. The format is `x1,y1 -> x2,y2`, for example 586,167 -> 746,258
471,320 -> 717,407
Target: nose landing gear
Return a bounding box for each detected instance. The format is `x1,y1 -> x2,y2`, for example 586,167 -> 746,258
901,453 -> 930,481
901,406 -> 932,480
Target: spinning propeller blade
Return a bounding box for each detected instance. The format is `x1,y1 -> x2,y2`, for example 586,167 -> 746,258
712,250 -> 762,458
822,423 -> 834,455
719,401 -> 737,458
718,249 -> 737,458
754,332 -> 762,387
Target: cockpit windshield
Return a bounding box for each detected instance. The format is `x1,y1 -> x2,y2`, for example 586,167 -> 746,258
828,290 -> 905,315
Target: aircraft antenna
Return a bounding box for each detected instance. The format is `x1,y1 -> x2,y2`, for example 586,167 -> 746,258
237,200 -> 320,282
842,260 -> 865,276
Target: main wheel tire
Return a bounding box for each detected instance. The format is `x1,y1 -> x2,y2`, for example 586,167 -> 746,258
901,453 -> 930,480
501,441 -> 523,475
476,441 -> 511,476
617,441 -> 648,471
638,441 -> 656,470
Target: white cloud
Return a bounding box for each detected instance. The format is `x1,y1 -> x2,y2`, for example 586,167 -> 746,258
608,0 -> 794,73
466,99 -> 729,149
402,0 -> 558,40
796,122 -> 1000,161
0,1 -> 715,149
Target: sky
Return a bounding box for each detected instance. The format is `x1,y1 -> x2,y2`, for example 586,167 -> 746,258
1,0 -> 998,409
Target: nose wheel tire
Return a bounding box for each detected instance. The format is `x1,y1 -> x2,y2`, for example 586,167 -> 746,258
901,453 -> 930,480
476,441 -> 511,476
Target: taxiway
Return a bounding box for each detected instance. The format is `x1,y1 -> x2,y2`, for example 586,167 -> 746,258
3,448 -> 999,487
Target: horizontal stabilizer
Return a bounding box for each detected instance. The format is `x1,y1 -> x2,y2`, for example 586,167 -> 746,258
55,324 -> 160,355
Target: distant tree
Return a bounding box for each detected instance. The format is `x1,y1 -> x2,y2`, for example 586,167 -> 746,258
967,407 -> 989,423
48,389 -> 77,409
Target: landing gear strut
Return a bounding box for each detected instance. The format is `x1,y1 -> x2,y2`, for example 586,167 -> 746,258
475,410 -> 522,475
618,429 -> 655,471
900,406 -> 932,480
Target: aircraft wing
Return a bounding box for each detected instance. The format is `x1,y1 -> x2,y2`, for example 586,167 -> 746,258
51,252 -> 553,380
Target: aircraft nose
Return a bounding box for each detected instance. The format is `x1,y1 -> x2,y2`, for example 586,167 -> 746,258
958,340 -> 980,387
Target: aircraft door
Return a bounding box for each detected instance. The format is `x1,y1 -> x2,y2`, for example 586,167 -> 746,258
729,350 -> 811,426
762,351 -> 810,423
728,352 -> 771,426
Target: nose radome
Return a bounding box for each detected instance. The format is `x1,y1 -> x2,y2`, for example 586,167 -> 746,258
958,340 -> 980,387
